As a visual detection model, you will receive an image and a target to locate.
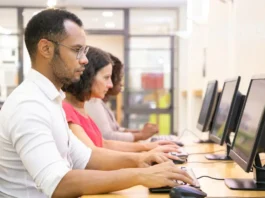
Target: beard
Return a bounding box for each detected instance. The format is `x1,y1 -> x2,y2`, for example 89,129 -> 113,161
50,51 -> 80,86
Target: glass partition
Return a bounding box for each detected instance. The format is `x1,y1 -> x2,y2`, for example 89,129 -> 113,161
128,113 -> 171,135
127,37 -> 172,109
69,9 -> 124,30
0,35 -> 19,100
130,9 -> 177,35
0,8 -> 18,34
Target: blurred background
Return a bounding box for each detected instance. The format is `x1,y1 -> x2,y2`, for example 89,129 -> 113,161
0,0 -> 265,137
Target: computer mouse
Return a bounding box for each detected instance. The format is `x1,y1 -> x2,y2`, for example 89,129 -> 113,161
169,185 -> 207,198
172,158 -> 185,164
174,141 -> 184,147
170,152 -> 188,162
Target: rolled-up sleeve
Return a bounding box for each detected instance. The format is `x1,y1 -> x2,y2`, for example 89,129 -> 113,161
68,130 -> 92,169
8,101 -> 70,198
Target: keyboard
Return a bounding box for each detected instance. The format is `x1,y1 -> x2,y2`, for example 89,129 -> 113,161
150,135 -> 184,147
149,167 -> 200,193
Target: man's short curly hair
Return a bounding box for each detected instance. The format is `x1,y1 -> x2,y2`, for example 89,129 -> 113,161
25,8 -> 82,62
62,46 -> 113,102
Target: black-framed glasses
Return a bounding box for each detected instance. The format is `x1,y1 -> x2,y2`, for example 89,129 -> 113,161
47,39 -> 89,60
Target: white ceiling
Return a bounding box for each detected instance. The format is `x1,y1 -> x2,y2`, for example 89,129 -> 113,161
0,0 -> 187,8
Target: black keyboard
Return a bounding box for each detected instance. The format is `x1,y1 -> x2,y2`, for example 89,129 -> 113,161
150,135 -> 184,147
149,186 -> 172,193
149,167 -> 200,193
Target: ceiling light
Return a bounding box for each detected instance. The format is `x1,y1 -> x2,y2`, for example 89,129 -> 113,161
102,11 -> 113,17
47,0 -> 57,8
105,22 -> 116,29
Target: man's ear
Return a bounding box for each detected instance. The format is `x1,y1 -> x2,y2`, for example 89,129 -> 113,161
37,39 -> 54,59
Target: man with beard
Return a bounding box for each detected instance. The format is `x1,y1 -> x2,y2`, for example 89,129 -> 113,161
0,9 -> 194,198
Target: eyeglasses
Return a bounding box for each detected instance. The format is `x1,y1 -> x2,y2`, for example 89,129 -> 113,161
47,39 -> 89,60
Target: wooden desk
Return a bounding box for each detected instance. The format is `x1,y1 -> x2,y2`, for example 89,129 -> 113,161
82,143 -> 265,198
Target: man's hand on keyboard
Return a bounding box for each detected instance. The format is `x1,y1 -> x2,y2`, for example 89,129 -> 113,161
137,151 -> 170,168
138,161 -> 195,188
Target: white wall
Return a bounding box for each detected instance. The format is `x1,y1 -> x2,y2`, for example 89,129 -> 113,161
206,0 -> 234,86
234,0 -> 265,92
207,0 -> 265,92
178,2 -> 207,133
178,0 -> 265,133
177,5 -> 189,133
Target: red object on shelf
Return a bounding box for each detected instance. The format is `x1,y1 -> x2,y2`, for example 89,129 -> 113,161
141,73 -> 164,89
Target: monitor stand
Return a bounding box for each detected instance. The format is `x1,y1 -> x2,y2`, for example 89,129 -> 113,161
225,178 -> 265,190
205,143 -> 232,160
225,155 -> 265,190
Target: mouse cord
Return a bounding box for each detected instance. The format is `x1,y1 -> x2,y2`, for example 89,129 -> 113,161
197,175 -> 224,180
177,128 -> 203,141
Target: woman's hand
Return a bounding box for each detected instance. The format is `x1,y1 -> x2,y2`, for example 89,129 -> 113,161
144,140 -> 179,151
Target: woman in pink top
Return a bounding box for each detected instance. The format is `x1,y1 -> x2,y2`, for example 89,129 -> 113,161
62,46 -> 180,154
63,101 -> 103,147
85,54 -> 157,142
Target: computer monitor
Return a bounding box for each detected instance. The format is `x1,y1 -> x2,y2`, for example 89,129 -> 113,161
205,76 -> 245,160
196,80 -> 219,144
197,80 -> 218,132
225,75 -> 265,190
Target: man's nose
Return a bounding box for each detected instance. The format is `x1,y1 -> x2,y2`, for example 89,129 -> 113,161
79,54 -> 89,65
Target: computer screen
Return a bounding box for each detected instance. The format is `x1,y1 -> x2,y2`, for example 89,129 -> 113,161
225,76 -> 265,190
230,78 -> 265,172
210,76 -> 241,146
197,80 -> 218,132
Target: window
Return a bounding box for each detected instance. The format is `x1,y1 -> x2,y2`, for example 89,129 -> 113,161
130,9 -> 177,35
0,8 -> 18,34
69,9 -> 124,30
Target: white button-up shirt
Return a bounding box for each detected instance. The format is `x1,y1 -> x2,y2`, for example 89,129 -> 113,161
0,69 -> 91,198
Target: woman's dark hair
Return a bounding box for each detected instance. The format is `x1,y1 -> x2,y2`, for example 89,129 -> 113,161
62,46 -> 112,102
108,53 -> 123,87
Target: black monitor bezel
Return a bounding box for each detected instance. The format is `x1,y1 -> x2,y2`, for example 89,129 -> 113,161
197,80 -> 218,132
230,75 -> 265,172
209,76 -> 241,146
